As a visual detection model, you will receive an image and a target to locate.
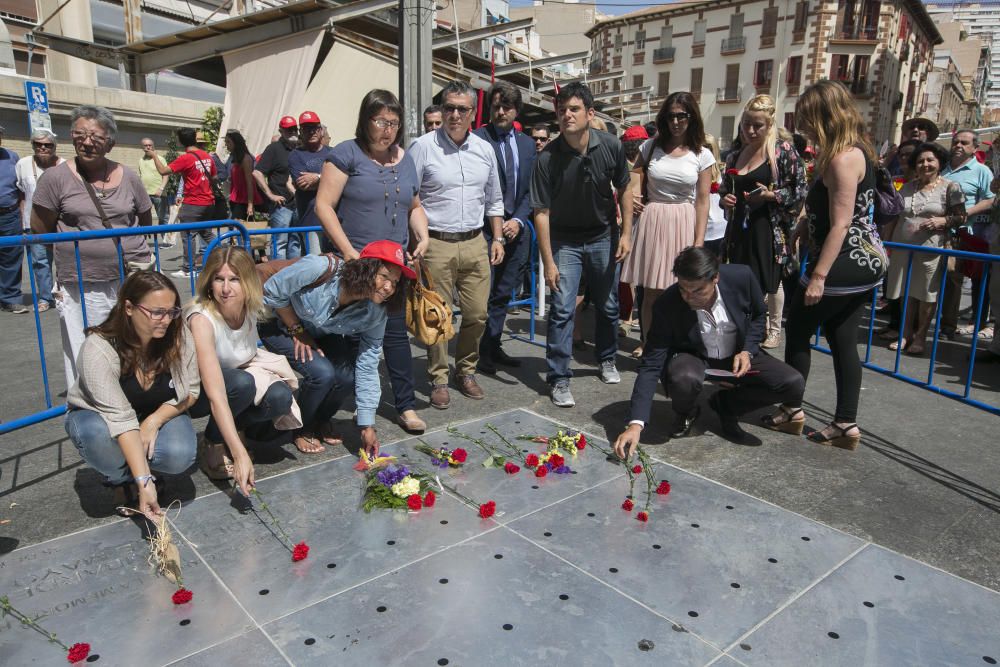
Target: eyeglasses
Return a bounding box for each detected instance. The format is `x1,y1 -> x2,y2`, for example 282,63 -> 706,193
134,303 -> 182,321
443,104 -> 473,116
665,112 -> 690,122
533,136 -> 549,143
70,130 -> 110,145
32,142 -> 55,149
371,119 -> 401,130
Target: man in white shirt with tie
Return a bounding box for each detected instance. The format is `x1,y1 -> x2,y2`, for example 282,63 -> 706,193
614,246 -> 805,449
410,80 -> 505,409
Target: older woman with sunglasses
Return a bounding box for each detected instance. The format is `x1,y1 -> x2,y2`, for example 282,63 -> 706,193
65,271 -> 199,519
15,128 -> 64,311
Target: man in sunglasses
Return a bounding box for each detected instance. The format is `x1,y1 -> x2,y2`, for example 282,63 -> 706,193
531,124 -> 551,153
254,116 -> 301,259
288,110 -> 332,257
14,129 -> 63,311
531,82 -> 633,408
410,80 -> 505,409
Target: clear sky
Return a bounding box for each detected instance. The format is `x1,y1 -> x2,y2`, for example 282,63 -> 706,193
506,0 -> 671,18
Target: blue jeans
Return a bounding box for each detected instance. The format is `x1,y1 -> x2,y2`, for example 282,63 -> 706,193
0,210 -> 24,306
546,232 -> 620,384
149,194 -> 170,225
28,241 -> 55,305
258,321 -> 355,430
269,204 -> 301,259
189,367 -> 294,442
65,409 -> 197,485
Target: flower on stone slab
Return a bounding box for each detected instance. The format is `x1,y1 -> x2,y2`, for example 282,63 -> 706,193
656,481 -> 671,495
575,433 -> 586,450
621,498 -> 634,511
548,453 -> 565,468
636,511 -> 649,522
172,588 -> 193,605
390,476 -> 421,499
504,462 -> 520,474
292,542 -> 310,562
632,465 -> 643,474
66,643 -> 91,664
450,448 -> 468,463
479,500 -> 497,519
525,453 -> 540,468
535,465 -> 548,478
424,490 -> 436,507
407,494 -> 423,511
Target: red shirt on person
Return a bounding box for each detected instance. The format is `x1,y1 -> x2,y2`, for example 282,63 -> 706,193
169,148 -> 217,206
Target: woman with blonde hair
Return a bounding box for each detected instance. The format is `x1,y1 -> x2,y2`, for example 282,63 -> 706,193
187,245 -> 298,491
702,133 -> 727,257
622,91 -> 713,349
719,94 -> 807,349
763,80 -> 888,450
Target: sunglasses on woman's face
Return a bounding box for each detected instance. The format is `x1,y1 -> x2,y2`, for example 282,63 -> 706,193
665,112 -> 690,122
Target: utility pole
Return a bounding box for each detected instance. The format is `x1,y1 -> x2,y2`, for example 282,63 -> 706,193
398,0 -> 434,146
121,0 -> 146,91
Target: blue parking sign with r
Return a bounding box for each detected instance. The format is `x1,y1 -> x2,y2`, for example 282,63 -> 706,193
25,82 -> 49,114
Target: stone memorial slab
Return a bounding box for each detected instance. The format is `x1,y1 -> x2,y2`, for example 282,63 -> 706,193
733,544 -> 1000,666
0,520 -> 254,665
168,629 -> 290,666
265,528 -> 722,666
506,461 -> 866,648
169,453 -> 494,624
397,409 -> 624,522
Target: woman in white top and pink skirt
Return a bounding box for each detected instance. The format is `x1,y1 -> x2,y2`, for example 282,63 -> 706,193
622,92 -> 714,349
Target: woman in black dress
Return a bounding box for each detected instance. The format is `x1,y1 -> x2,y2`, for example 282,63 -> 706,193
764,81 -> 888,450
720,95 -> 807,350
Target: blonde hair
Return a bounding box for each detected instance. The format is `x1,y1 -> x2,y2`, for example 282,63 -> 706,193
191,245 -> 264,320
795,80 -> 875,175
589,117 -> 608,132
703,133 -> 722,182
740,94 -> 779,177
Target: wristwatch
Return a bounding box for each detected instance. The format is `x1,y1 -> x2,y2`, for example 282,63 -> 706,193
287,322 -> 305,335
494,237 -> 507,246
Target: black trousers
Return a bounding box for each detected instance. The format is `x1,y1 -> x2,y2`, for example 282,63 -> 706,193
481,227 -> 531,349
664,351 -> 805,418
784,287 -> 872,423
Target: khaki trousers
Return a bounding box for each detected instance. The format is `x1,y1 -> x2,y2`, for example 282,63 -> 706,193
423,235 -> 491,385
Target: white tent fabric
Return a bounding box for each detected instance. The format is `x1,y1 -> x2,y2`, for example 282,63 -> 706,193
217,29 -> 324,157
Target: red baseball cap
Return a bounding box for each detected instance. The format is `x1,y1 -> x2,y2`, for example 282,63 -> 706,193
622,125 -> 649,141
359,240 -> 417,280
279,116 -> 297,129
299,111 -> 321,125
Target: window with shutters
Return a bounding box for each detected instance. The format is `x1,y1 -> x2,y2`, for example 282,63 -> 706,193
761,7 -> 778,47
690,67 -> 703,94
658,71 -> 670,96
754,60 -> 773,88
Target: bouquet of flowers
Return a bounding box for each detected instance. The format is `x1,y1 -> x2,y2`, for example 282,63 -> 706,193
447,424 -> 526,470
361,460 -> 439,513
0,596 -> 90,663
353,452 -> 398,471
518,429 -> 587,455
414,440 -> 468,468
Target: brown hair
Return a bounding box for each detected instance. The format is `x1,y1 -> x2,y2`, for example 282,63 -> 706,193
339,257 -> 409,313
795,81 -> 875,175
655,91 -> 706,153
88,271 -> 184,377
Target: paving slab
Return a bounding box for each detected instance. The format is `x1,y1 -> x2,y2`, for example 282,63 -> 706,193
166,629 -> 290,666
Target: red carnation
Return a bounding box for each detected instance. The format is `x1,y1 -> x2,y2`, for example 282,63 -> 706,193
637,511 -> 649,522
726,168 -> 739,175
576,434 -> 586,450
710,182 -> 721,194
525,453 -> 540,467
479,501 -> 497,519
504,462 -> 520,474
292,541 -> 310,562
451,448 -> 468,463
67,643 -> 91,663
656,481 -> 671,495
549,453 -> 565,468
407,494 -> 423,511
172,588 -> 193,605
424,490 -> 436,507
632,465 -> 643,474
535,465 -> 548,478
622,498 -> 634,511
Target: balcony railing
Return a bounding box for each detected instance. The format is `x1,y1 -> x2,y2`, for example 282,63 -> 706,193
721,36 -> 747,54
692,43 -> 704,57
633,51 -> 645,65
832,78 -> 874,96
834,26 -> 878,41
716,85 -> 744,103
653,46 -> 676,63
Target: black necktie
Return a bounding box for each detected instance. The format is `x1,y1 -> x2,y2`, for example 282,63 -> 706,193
502,134 -> 516,216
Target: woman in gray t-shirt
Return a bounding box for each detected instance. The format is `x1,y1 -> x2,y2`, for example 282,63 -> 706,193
31,105 -> 152,385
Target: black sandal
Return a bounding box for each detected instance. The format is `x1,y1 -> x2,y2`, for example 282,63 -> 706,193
807,423 -> 861,450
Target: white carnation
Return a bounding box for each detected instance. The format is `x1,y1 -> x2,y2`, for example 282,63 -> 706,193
391,476 -> 421,498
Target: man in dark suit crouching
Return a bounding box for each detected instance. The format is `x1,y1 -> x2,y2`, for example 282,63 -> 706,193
614,246 -> 804,452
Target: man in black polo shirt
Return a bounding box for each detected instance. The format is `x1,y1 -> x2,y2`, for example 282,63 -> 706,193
531,82 -> 633,407
253,116 -> 299,259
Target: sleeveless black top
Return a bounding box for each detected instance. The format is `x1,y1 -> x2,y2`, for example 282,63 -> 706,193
802,156 -> 887,295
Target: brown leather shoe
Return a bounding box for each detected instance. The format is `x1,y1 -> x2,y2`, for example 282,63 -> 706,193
396,409 -> 427,433
453,373 -> 485,400
430,384 -> 451,410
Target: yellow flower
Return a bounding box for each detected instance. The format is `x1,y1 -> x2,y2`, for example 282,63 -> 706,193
391,476 -> 421,498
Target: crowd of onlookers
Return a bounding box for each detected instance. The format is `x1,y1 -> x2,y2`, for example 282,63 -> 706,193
0,76 -> 997,516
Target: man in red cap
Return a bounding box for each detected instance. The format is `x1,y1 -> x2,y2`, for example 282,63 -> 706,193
253,116 -> 300,258
288,111 -> 333,257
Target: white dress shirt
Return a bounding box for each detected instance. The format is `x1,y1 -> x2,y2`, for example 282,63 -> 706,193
409,128 -> 504,233
696,287 -> 739,359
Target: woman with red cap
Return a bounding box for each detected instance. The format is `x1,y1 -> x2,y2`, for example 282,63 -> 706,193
258,240 -> 415,456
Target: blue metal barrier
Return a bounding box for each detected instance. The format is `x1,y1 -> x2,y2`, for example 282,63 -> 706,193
0,221 -> 249,435
806,240 -> 999,416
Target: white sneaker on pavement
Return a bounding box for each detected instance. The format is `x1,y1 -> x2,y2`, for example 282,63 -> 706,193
600,360 -> 621,384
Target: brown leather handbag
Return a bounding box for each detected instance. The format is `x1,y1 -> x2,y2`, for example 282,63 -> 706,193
406,263 -> 455,346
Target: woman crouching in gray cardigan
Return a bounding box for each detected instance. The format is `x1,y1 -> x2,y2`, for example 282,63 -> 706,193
65,270 -> 200,519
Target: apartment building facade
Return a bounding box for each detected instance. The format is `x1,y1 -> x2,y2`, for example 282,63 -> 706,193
585,0 -> 941,148
925,1 -> 1000,111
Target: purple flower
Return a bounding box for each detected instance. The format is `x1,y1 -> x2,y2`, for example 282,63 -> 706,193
555,465 -> 571,474
545,462 -> 554,471
376,464 -> 410,487
438,461 -> 449,469
430,458 -> 441,467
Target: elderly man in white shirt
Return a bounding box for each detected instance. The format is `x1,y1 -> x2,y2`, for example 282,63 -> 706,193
410,80 -> 505,409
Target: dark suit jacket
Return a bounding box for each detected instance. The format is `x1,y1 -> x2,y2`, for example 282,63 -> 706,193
474,124 -> 536,224
628,264 -> 767,424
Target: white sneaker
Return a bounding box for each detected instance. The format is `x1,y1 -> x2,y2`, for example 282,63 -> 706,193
171,269 -> 191,278
761,331 -> 781,349
600,360 -> 621,384
550,380 -> 575,407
